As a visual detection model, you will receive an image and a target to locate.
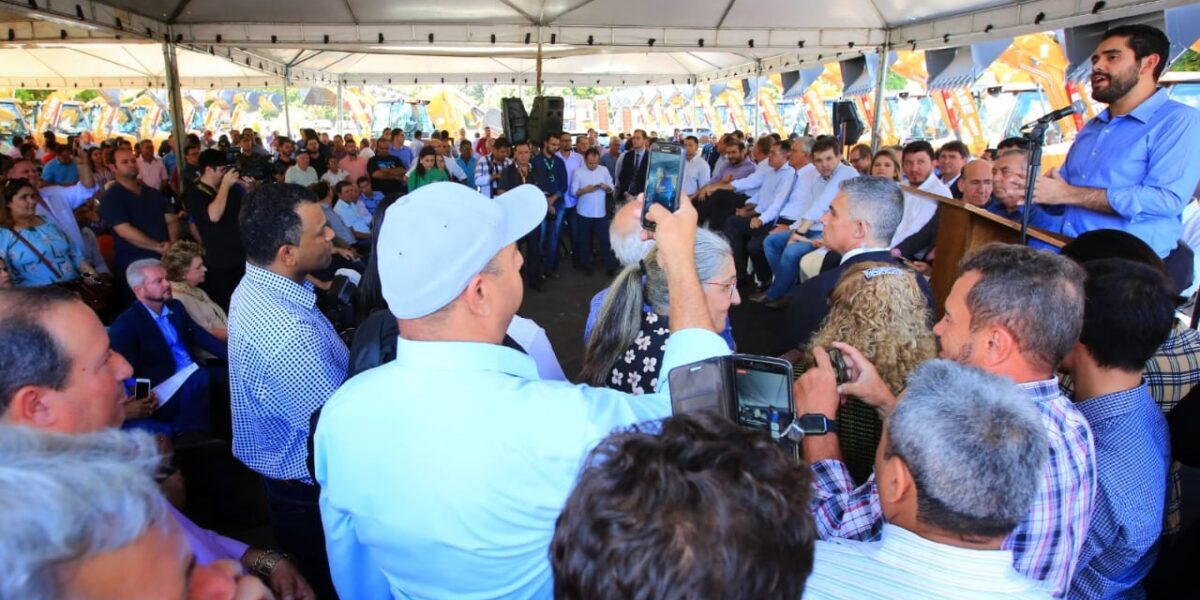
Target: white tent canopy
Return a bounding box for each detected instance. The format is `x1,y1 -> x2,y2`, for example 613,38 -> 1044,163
2,0 -> 1197,87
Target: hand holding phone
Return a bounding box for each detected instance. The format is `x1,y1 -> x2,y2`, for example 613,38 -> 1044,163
134,378 -> 152,401
640,142 -> 686,231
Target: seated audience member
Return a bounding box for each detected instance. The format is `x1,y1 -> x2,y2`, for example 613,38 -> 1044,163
356,175 -> 384,215
756,137 -> 858,305
1061,259 -> 1173,598
283,150 -> 319,186
0,286 -> 312,600
162,241 -> 229,344
849,143 -> 873,175
892,157 -> 997,266
571,147 -> 618,276
693,137 -> 761,230
40,144 -> 79,185
110,259 -> 227,437
319,156 -> 348,187
408,145 -> 449,191
821,243 -> 1095,596
721,140 -> 795,289
780,177 -> 929,353
314,182 -> 729,598
551,412 -> 816,599
960,159 -> 994,208
4,156 -> 99,261
332,180 -> 372,249
890,141 -> 952,251
73,198 -> 110,275
229,183 -> 348,598
580,228 -> 736,394
0,257 -> 10,287
801,360 -> 1052,599
0,178 -> 100,286
803,261 -> 936,480
313,181 -> 358,250
0,426 -> 276,600
936,140 -> 969,196
871,148 -> 901,181
988,149 -> 1063,234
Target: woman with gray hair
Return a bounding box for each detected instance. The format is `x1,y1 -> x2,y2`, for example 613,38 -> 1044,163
581,228 -> 738,394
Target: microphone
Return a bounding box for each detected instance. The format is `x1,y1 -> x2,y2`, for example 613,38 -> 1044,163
1022,100 -> 1086,129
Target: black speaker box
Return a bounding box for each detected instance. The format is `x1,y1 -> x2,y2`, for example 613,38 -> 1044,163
831,100 -> 865,147
501,97 -> 529,144
527,96 -> 564,145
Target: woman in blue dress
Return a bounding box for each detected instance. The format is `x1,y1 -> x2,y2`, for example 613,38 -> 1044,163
0,178 -> 98,286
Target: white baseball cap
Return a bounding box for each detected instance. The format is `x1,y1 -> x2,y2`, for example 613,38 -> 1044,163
377,181 -> 546,319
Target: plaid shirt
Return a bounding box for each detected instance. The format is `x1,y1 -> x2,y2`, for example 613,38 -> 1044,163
811,377 -> 1095,598
1061,323 -> 1200,536
1070,384 -> 1170,599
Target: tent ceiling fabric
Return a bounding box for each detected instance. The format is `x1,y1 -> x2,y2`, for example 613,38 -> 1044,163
0,42 -> 284,88
1,0 -> 1197,87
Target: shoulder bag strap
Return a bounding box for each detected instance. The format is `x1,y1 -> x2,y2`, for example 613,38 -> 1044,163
7,226 -> 64,280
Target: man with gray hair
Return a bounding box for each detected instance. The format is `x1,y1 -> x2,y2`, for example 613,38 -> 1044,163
801,360 -> 1051,598
109,258 -> 227,437
779,176 -> 931,352
0,425 -> 273,599
819,243 -> 1096,597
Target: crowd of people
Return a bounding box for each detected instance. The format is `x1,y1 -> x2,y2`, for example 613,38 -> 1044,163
1,22 -> 1200,600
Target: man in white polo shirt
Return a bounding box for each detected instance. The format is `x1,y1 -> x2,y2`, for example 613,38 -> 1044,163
571,147 -> 618,275
314,182 -> 729,599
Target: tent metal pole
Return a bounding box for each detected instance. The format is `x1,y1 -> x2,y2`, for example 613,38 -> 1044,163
162,40 -> 187,172
336,80 -> 344,136
536,42 -> 543,96
870,40 -> 890,153
753,66 -> 762,136
283,66 -> 292,139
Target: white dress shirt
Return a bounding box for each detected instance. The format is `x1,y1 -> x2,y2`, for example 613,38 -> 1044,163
731,159 -> 773,197
805,524 -> 1051,599
890,175 -> 952,247
571,164 -> 614,219
559,150 -> 584,208
742,163 -> 795,220
35,182 -> 96,255
333,199 -> 371,235
682,154 -> 712,196
801,162 -> 862,231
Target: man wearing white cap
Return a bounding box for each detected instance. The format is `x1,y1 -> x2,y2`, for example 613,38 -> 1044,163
314,182 -> 730,599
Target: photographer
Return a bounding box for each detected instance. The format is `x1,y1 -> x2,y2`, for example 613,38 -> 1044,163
185,149 -> 254,310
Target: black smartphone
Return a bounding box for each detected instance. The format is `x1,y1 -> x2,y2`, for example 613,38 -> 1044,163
133,378 -> 151,401
826,348 -> 850,385
641,141 -> 686,230
732,355 -> 794,441
667,356 -> 734,418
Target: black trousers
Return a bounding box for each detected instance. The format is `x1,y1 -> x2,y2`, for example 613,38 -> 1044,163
696,190 -> 747,231
1164,241 -> 1194,296
202,264 -> 244,312
262,478 -> 337,599
574,214 -> 618,271
520,221 -> 545,285
724,215 -> 775,284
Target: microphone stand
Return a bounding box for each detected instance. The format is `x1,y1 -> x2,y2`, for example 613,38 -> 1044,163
1018,120 -> 1047,246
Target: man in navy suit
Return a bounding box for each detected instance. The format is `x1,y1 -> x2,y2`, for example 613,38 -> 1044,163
780,176 -> 934,355
616,129 -> 650,201
109,258 -> 227,437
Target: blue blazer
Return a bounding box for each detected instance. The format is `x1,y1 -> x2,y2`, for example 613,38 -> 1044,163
109,299 -> 228,385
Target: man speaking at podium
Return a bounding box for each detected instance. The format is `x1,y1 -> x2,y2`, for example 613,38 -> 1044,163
1032,24 -> 1200,291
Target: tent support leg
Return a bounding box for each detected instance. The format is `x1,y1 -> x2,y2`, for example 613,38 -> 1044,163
870,40 -> 890,153
336,80 -> 344,136
162,41 -> 187,174
283,66 -> 292,139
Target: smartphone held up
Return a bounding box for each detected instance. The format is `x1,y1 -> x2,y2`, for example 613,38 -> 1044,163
640,141 -> 686,230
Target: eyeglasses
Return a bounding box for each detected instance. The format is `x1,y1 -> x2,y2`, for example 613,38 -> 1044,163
704,279 -> 739,299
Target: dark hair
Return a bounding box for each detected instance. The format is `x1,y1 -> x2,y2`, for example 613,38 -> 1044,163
811,137 -> 840,157
544,131 -> 562,145
197,148 -> 227,172
958,243 -> 1085,373
414,146 -> 438,177
583,148 -> 600,159
902,140 -> 935,161
238,183 -> 317,265
311,181 -> 331,202
776,140 -> 792,154
1103,24 -> 1170,80
492,136 -> 511,150
754,136 -> 774,156
1079,259 -> 1176,371
851,143 -> 872,159
1061,229 -> 1167,276
333,180 -> 355,199
550,412 -> 816,600
937,140 -> 970,159
997,137 -> 1029,151
0,286 -> 81,413
685,135 -> 699,144
1,178 -> 36,227
356,176 -> 371,186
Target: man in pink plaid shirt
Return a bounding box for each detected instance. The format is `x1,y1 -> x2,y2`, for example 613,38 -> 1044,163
796,243 -> 1096,597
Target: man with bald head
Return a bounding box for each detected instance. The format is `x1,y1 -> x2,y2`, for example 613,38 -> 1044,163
960,159 -> 994,208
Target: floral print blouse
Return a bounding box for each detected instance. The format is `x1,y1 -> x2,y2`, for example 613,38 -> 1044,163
605,310 -> 671,396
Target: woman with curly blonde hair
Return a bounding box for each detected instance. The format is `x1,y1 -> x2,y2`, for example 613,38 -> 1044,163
805,261 -> 936,479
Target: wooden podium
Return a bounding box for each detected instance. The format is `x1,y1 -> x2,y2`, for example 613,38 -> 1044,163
906,186 -> 1067,315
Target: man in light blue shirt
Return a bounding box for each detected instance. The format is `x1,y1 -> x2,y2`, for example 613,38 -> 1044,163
723,140 -> 794,288
1035,24 -> 1200,291
315,182 -> 730,599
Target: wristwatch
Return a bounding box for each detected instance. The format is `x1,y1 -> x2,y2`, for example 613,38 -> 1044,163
781,413 -> 839,444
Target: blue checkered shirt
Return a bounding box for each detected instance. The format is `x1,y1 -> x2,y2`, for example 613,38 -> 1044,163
1070,384 -> 1169,599
228,264 -> 348,483
811,377 -> 1095,597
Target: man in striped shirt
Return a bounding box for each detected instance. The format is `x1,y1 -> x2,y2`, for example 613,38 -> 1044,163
809,243 -> 1096,597
802,360 -> 1052,599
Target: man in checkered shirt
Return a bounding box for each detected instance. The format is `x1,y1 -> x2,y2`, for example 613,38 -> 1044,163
804,243 -> 1096,597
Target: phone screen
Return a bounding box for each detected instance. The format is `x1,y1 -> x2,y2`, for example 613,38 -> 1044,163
733,361 -> 792,440
134,378 -> 151,401
641,142 -> 685,229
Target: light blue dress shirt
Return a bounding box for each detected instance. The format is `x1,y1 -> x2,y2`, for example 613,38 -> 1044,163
315,327 -> 730,599
1059,88 -> 1200,257
141,302 -> 195,373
